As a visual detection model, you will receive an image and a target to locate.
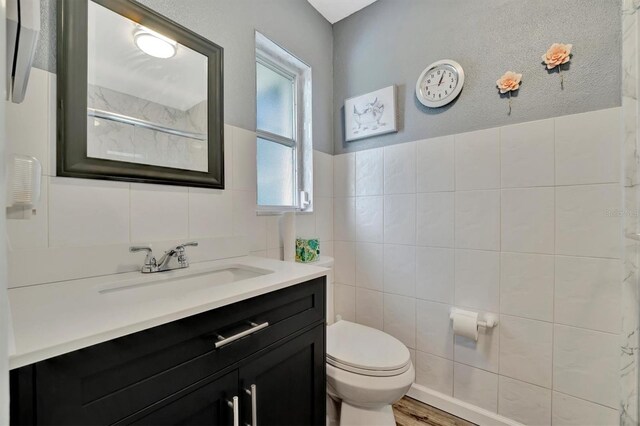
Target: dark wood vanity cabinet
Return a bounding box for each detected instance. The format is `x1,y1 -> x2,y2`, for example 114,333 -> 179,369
10,278 -> 326,426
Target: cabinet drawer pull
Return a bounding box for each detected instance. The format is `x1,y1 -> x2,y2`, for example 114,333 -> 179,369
227,396 -> 239,426
244,384 -> 257,426
215,322 -> 269,348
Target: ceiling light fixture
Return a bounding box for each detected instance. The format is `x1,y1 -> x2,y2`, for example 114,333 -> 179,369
134,27 -> 177,59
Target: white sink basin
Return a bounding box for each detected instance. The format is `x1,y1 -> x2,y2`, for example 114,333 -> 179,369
99,264 -> 273,294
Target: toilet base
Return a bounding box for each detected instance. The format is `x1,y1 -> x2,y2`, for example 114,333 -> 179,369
339,401 -> 396,426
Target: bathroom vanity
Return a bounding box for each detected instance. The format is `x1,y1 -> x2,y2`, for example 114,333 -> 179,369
8,257 -> 327,425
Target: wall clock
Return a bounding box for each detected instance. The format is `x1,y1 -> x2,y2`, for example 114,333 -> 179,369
415,59 -> 465,108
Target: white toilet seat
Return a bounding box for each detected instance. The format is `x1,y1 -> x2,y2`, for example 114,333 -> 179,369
327,355 -> 412,377
326,320 -> 411,374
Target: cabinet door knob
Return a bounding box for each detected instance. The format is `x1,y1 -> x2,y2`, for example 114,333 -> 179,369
227,396 -> 239,426
244,384 -> 257,426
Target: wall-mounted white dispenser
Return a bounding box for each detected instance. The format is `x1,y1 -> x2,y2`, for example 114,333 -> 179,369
6,0 -> 40,103
6,155 -> 41,219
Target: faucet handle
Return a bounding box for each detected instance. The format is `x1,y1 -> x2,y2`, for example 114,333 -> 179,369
175,242 -> 197,267
130,245 -> 153,254
130,246 -> 157,273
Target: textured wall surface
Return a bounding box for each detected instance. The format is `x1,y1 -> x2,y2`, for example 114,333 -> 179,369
333,0 -> 622,154
34,0 -> 334,154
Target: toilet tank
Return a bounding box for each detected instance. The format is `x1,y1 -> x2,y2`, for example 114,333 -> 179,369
314,256 -> 335,325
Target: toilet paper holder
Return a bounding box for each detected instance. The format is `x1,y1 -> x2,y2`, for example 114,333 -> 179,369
449,308 -> 498,329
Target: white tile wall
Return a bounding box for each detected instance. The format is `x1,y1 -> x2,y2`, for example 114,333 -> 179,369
49,177 -> 130,247
355,287 -> 383,329
415,247 -> 454,304
498,376 -> 552,426
552,392 -> 618,426
130,184 -> 189,242
7,68 -> 335,288
188,188 -> 233,239
499,315 -> 553,388
383,194 -> 416,245
232,190 -> 266,251
454,128 -> 500,191
416,192 -> 454,248
453,362 -> 498,412
314,195 -> 334,242
416,299 -> 453,359
384,142 -> 416,194
333,108 -> 623,424
333,152 -> 355,197
334,197 -> 356,241
416,136 -> 454,193
334,241 -> 356,285
500,252 -> 554,322
454,249 -> 499,312
553,325 -> 619,408
554,256 -> 621,334
556,184 -> 621,259
334,283 -> 356,322
355,148 -> 383,196
355,242 -> 384,291
454,190 -> 500,251
501,187 -> 555,254
383,293 -> 416,349
415,351 -> 453,396
500,119 -> 555,188
555,108 -> 621,186
383,244 -> 415,297
355,196 -> 383,242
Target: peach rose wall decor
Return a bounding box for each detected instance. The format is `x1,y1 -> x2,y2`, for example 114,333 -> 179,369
542,43 -> 572,89
496,71 -> 522,115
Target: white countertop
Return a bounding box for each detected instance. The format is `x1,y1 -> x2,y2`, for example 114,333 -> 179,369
8,256 -> 328,369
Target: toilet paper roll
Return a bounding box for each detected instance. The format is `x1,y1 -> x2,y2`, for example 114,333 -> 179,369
452,309 -> 479,341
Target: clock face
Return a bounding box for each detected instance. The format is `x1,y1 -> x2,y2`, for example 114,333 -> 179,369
416,60 -> 465,108
421,65 -> 458,103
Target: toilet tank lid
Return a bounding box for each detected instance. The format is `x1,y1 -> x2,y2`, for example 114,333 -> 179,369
326,320 -> 410,372
314,256 -> 334,268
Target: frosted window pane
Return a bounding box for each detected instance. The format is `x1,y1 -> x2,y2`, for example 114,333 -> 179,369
257,62 -> 294,139
257,138 -> 295,206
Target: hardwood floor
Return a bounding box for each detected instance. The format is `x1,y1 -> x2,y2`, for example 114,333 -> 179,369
393,397 -> 477,426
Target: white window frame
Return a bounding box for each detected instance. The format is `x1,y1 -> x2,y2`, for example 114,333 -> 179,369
255,31 -> 313,213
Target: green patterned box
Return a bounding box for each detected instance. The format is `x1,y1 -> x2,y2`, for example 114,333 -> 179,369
295,238 -> 320,263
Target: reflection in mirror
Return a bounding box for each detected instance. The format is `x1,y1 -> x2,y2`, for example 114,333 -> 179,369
86,1 -> 208,172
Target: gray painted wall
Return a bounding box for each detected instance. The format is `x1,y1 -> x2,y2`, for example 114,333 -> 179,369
333,0 -> 622,154
34,0 -> 334,154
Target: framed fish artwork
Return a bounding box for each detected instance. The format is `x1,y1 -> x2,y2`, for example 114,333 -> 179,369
344,85 -> 398,142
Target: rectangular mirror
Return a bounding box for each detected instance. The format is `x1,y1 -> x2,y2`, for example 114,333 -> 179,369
58,0 -> 224,188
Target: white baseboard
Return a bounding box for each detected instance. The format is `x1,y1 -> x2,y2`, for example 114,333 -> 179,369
407,383 -> 522,426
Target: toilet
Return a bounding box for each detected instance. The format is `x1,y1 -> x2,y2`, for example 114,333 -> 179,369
326,320 -> 415,426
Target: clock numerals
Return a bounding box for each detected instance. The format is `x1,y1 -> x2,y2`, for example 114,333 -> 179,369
423,66 -> 457,101
416,60 -> 464,108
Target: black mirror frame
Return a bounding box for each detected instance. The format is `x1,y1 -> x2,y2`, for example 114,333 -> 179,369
57,0 -> 224,188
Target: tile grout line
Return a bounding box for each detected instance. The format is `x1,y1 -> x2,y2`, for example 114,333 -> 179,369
551,115 -> 557,420
497,126 -> 502,416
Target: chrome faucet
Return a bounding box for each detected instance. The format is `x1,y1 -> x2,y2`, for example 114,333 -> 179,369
130,242 -> 198,273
